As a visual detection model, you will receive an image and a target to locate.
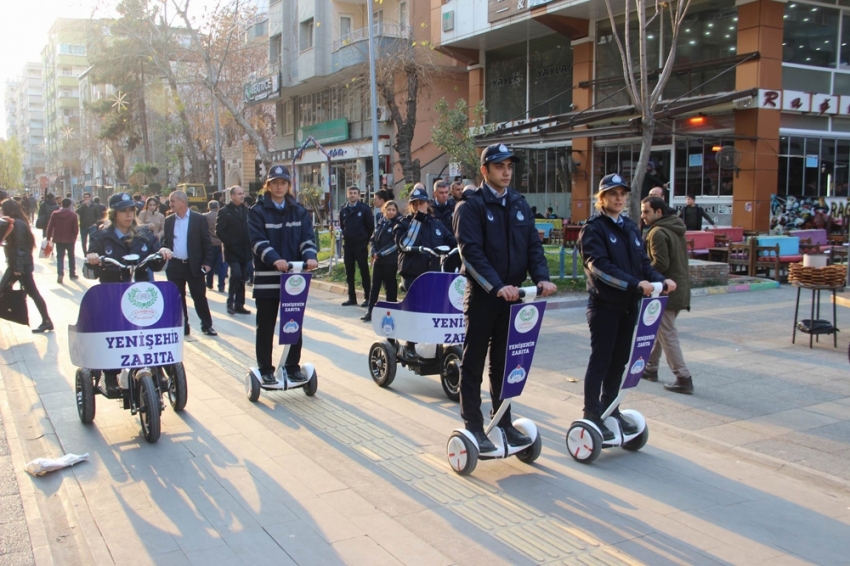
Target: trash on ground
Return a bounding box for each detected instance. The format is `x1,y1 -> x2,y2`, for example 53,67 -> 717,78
25,453 -> 89,476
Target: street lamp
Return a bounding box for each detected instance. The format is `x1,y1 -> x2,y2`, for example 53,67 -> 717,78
366,0 -> 381,200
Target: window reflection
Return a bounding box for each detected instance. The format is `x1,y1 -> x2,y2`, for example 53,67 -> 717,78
783,3 -> 839,68
778,135 -> 850,196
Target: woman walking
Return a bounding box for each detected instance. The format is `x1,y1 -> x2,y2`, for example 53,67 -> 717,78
36,193 -> 59,239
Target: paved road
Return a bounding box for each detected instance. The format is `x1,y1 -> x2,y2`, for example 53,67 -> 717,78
1,256 -> 849,565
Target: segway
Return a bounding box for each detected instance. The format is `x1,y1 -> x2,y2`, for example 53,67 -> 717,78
367,247 -> 464,401
246,262 -> 318,401
566,285 -> 668,464
446,286 -> 546,475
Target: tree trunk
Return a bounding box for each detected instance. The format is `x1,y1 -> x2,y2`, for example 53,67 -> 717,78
138,59 -> 151,164
166,76 -> 201,182
208,82 -> 272,169
628,117 -> 656,219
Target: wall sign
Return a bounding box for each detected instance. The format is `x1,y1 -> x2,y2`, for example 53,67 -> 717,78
243,73 -> 280,103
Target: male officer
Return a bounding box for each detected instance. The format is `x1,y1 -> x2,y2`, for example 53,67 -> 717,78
339,186 -> 374,306
430,180 -> 454,227
453,144 -> 557,452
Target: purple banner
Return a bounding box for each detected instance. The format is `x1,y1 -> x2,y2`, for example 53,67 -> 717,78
278,272 -> 312,345
622,295 -> 668,390
501,301 -> 547,400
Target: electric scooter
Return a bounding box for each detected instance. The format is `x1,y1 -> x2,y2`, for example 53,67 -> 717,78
71,253 -> 187,444
246,261 -> 318,401
565,285 -> 668,464
446,286 -> 545,476
367,246 -> 464,401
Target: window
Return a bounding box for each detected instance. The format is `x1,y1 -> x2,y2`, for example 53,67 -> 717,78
340,15 -> 352,42
485,41 -> 527,123
269,34 -> 281,65
528,35 -> 573,118
783,3 -> 839,68
300,18 -> 314,52
399,2 -> 408,27
778,136 -> 850,196
373,9 -> 384,35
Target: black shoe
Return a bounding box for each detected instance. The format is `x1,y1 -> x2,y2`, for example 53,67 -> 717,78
664,376 -> 694,395
341,299 -> 357,306
360,300 -> 369,307
206,283 -> 213,290
502,424 -> 532,446
472,430 -> 497,453
227,303 -> 235,315
57,276 -> 63,284
402,343 -> 417,358
234,307 -> 251,315
69,274 -> 78,280
583,411 -> 615,441
184,326 -> 190,336
361,313 -> 372,322
613,412 -> 639,435
287,368 -> 308,383
104,373 -> 121,397
202,327 -> 218,336
642,368 -> 658,382
32,321 -> 54,333
261,372 -> 277,385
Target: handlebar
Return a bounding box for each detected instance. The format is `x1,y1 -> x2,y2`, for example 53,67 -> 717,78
517,286 -> 538,303
402,246 -> 457,258
99,253 -> 163,270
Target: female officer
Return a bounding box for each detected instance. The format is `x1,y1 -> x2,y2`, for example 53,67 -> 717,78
248,164 -> 318,385
578,174 -> 675,440
84,192 -> 173,395
394,186 -> 456,291
362,200 -> 400,323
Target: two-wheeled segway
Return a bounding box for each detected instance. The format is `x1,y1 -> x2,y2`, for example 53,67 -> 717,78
566,285 -> 668,464
368,246 -> 464,401
446,286 -> 546,475
71,253 -> 187,444
246,262 -> 318,401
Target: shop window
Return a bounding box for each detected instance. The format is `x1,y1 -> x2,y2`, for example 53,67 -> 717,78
783,3 -> 839,68
528,35 -> 573,118
783,66 -> 832,92
833,71 -> 850,94
484,41 -> 527,123
777,136 -> 847,197
673,138 -> 734,197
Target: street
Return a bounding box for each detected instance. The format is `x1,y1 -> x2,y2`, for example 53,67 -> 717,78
1,258 -> 849,565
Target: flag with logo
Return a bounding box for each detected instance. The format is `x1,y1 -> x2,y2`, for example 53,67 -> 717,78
278,273 -> 312,344
501,301 -> 547,399
622,296 -> 668,389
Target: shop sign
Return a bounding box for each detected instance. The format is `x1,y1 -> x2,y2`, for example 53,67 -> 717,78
243,73 -> 280,103
758,89 -> 842,115
297,118 -> 349,145
488,0 -> 554,23
782,90 -> 811,113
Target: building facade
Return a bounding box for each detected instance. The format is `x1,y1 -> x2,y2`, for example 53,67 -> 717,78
4,64 -> 46,190
432,0 -> 850,231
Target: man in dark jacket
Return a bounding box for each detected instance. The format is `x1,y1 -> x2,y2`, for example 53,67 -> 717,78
453,143 -> 556,452
430,180 -> 455,227
76,193 -> 101,254
339,185 -> 373,307
640,196 -> 693,394
204,200 -> 227,292
679,194 -> 715,231
46,198 -> 79,283
216,185 -> 252,315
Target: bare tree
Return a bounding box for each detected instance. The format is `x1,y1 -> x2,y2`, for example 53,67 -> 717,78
603,0 -> 691,217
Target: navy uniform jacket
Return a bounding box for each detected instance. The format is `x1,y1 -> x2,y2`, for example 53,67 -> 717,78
578,212 -> 665,307
371,217 -> 399,266
248,195 -> 318,300
339,201 -> 374,244
453,183 -> 549,296
430,198 -> 455,228
394,212 -> 456,279
87,226 -> 165,283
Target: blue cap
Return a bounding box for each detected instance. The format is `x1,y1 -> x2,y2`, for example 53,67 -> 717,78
267,164 -> 291,182
480,143 -> 520,166
598,173 -> 631,193
409,187 -> 429,202
108,192 -> 136,210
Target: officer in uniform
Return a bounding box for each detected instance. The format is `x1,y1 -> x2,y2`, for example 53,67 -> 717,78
339,185 -> 374,307
453,144 -> 556,452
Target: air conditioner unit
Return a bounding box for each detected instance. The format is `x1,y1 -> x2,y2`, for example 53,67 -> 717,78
376,105 -> 391,122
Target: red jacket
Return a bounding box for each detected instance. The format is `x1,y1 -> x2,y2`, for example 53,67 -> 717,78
46,207 -> 79,244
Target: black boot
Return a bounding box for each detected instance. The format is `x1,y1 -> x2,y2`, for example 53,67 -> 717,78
664,376 -> 694,394
583,411 -> 615,441
32,320 -> 54,333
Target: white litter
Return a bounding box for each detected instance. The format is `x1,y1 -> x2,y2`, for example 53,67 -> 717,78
24,453 -> 89,476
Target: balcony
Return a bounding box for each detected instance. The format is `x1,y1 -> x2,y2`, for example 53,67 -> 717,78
332,23 -> 411,52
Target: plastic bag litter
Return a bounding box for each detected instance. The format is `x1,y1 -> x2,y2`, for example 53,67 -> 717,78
24,453 -> 89,476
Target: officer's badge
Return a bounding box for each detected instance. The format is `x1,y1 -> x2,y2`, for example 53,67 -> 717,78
634,238 -> 641,247
610,236 -> 617,243
436,229 -> 441,236
142,244 -> 148,252
358,211 -> 361,216
487,212 -> 494,221
517,211 -> 524,221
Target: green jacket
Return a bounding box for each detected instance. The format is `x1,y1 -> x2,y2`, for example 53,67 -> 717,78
645,214 -> 691,312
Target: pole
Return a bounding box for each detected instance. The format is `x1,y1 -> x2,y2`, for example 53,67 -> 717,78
213,95 -> 224,192
366,0 -> 381,202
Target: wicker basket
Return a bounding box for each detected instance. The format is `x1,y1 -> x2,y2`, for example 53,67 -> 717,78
788,263 -> 847,287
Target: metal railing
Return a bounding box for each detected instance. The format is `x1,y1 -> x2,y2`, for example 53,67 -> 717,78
332,23 -> 412,52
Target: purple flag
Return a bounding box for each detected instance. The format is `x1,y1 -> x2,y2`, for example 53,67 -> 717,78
278,273 -> 312,345
622,295 -> 668,390
501,301 -> 547,400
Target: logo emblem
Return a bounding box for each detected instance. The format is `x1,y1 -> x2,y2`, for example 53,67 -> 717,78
612,174 -> 623,184
507,364 -> 527,384
514,305 -> 539,333
141,244 -> 148,252
381,311 -> 396,335
642,299 -> 663,326
448,275 -> 467,311
487,212 -> 494,222
630,357 -> 646,375
634,238 -> 641,247
284,275 -> 306,296
121,283 -> 164,327
358,211 -> 361,217
282,319 -> 299,333
499,144 -> 509,153
517,211 -> 524,221
436,229 -> 441,236
610,236 -> 617,243
122,193 -> 131,201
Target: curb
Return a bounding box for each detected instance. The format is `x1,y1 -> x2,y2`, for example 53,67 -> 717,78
691,279 -> 781,296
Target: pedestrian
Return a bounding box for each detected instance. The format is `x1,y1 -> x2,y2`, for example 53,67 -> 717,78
162,190 -> 217,337
133,193 -> 145,213
362,200 -> 400,323
36,193 -> 58,238
138,196 -> 165,240
76,192 -> 101,254
46,198 -> 79,284
204,200 -> 227,292
373,189 -> 389,225
248,164 -> 318,384
339,185 -> 374,307
216,185 -> 252,316
158,194 -> 170,216
453,144 -> 556,452
531,206 -> 544,219
85,193 -> 172,395
0,199 -> 53,333
65,192 -> 75,208
430,180 -> 455,228
640,159 -> 668,200
578,174 -> 676,440
450,181 -> 464,206
26,193 -> 37,223
640,196 -> 693,394
678,194 -> 716,231
92,197 -> 107,224
546,206 -> 559,219
18,195 -> 30,220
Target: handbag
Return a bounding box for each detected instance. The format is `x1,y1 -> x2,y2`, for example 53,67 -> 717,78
39,239 -> 53,259
0,283 -> 29,326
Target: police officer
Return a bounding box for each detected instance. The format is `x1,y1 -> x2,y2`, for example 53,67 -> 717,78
248,164 -> 318,384
453,144 -> 556,452
578,173 -> 676,440
430,180 -> 455,227
394,186 -> 456,291
339,185 -> 374,307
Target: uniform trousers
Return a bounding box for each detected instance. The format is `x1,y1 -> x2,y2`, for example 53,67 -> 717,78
343,240 -> 370,301
255,297 -> 301,375
367,261 -> 397,311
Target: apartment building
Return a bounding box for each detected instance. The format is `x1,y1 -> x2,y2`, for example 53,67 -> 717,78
3,64 -> 46,190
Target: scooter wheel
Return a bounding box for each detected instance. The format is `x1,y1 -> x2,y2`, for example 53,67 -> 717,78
75,369 -> 96,424
303,369 -> 318,397
446,431 -> 478,476
516,431 -> 542,464
368,341 -> 396,388
164,363 -> 188,412
138,374 -> 161,444
622,422 -> 649,452
566,422 -> 602,464
246,372 -> 261,402
440,346 -> 462,402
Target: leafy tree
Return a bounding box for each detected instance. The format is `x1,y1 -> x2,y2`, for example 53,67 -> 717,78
431,98 -> 491,181
0,138 -> 24,188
